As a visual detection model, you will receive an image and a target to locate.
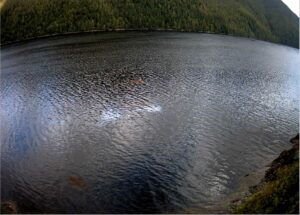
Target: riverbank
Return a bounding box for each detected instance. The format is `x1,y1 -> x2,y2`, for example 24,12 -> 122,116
231,134 -> 299,214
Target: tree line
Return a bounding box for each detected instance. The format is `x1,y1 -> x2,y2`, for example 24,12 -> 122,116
1,0 -> 299,48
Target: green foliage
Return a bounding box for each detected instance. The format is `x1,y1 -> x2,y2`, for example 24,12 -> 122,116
232,162 -> 299,214
232,140 -> 299,214
1,0 -> 299,48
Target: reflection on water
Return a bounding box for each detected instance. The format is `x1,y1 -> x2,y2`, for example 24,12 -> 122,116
99,104 -> 161,125
1,32 -> 299,213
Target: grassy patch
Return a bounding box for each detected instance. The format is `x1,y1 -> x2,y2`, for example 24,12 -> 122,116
232,136 -> 299,214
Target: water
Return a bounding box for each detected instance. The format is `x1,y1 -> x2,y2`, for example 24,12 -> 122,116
1,32 -> 299,213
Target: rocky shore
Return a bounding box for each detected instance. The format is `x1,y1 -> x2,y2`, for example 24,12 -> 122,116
231,134 -> 299,214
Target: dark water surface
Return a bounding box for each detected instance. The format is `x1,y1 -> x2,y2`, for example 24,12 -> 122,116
1,32 -> 299,213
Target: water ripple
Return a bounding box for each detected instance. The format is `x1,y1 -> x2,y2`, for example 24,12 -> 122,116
1,32 -> 299,213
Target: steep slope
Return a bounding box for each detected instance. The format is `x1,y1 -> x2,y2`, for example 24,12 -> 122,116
232,134 -> 299,214
244,0 -> 299,48
1,0 -> 299,47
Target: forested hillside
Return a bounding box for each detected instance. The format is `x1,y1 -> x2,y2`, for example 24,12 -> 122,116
1,0 -> 299,47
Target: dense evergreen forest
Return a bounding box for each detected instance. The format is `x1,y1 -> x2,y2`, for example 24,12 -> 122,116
1,0 -> 299,47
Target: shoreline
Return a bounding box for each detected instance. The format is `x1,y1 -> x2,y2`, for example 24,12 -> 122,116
1,29 -> 297,50
230,134 -> 299,214
181,134 -> 299,214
